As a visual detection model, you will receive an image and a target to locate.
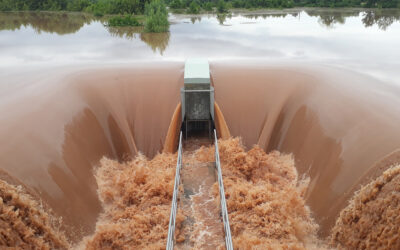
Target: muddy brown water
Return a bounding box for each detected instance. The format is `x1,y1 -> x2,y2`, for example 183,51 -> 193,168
176,138 -> 225,249
0,62 -> 399,243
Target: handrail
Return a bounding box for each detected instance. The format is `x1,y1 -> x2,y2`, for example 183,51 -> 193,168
166,132 -> 183,250
214,129 -> 234,250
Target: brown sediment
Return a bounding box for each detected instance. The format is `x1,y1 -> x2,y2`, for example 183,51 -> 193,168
0,179 -> 69,249
331,164 -> 400,249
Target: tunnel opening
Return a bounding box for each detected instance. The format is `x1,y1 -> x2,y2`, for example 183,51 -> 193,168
180,58 -> 215,142
182,117 -> 215,139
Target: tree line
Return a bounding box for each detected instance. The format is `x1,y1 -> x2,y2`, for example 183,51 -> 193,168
167,0 -> 399,11
0,0 -> 169,32
0,0 -> 151,14
0,0 -> 399,13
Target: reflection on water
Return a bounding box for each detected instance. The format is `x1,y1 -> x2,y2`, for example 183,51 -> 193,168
140,32 -> 170,55
217,14 -> 228,25
106,26 -> 143,39
239,9 -> 400,29
0,11 -> 95,35
305,8 -> 400,30
362,10 -> 400,30
1,9 -> 400,83
1,9 -> 399,35
190,16 -> 201,24
106,26 -> 170,54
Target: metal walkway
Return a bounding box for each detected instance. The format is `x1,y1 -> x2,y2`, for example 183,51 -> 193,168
166,129 -> 233,250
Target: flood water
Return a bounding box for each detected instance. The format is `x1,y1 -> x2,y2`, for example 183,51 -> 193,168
0,8 -> 400,248
1,9 -> 400,83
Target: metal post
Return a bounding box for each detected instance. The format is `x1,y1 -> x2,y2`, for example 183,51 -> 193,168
166,132 -> 183,250
214,129 -> 233,250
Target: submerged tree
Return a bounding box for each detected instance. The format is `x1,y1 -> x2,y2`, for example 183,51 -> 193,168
188,1 -> 201,14
217,0 -> 228,13
144,0 -> 169,32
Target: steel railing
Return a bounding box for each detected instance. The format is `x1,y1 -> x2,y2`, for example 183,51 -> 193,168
214,129 -> 234,250
166,132 -> 183,250
166,130 -> 233,250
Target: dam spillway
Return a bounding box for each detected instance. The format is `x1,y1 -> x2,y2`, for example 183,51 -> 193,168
0,62 -> 399,248
167,59 -> 232,250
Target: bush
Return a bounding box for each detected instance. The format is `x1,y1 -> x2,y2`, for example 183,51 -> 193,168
144,0 -> 169,33
169,0 -> 183,9
232,0 -> 244,8
203,2 -> 213,11
108,15 -> 141,26
188,1 -> 200,13
217,0 -> 228,13
67,0 -> 92,11
87,0 -> 150,15
93,11 -> 104,17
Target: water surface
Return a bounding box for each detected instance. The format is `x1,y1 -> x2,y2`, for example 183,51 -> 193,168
1,9 -> 400,84
0,8 -> 400,243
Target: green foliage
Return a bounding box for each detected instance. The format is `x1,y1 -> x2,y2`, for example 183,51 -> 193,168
169,0 -> 184,8
1,0 -> 400,13
225,0 -> 399,9
232,0 -> 242,8
108,14 -> 140,26
0,0 -> 151,13
87,0 -> 150,15
144,0 -> 169,32
217,13 -> 226,24
188,1 -> 200,13
67,0 -> 92,11
217,0 -> 228,13
292,0 -> 399,8
93,11 -> 104,17
202,2 -> 213,11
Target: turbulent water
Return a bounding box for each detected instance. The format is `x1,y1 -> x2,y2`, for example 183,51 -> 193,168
1,9 -> 400,248
0,179 -> 69,248
0,61 -> 400,248
2,137 -> 398,249
84,154 -> 178,249
85,138 -> 324,249
331,165 -> 400,249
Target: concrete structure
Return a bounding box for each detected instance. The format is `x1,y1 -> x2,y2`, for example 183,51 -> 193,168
181,59 -> 214,137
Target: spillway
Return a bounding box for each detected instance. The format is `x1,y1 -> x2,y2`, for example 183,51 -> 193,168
0,61 -> 399,248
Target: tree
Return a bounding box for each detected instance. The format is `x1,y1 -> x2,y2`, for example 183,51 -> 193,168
203,2 -> 213,11
217,0 -> 228,13
144,0 -> 169,32
188,1 -> 201,13
170,0 -> 183,8
67,0 -> 92,11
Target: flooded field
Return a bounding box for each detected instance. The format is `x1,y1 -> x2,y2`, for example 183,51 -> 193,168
0,8 -> 399,249
1,9 -> 400,83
